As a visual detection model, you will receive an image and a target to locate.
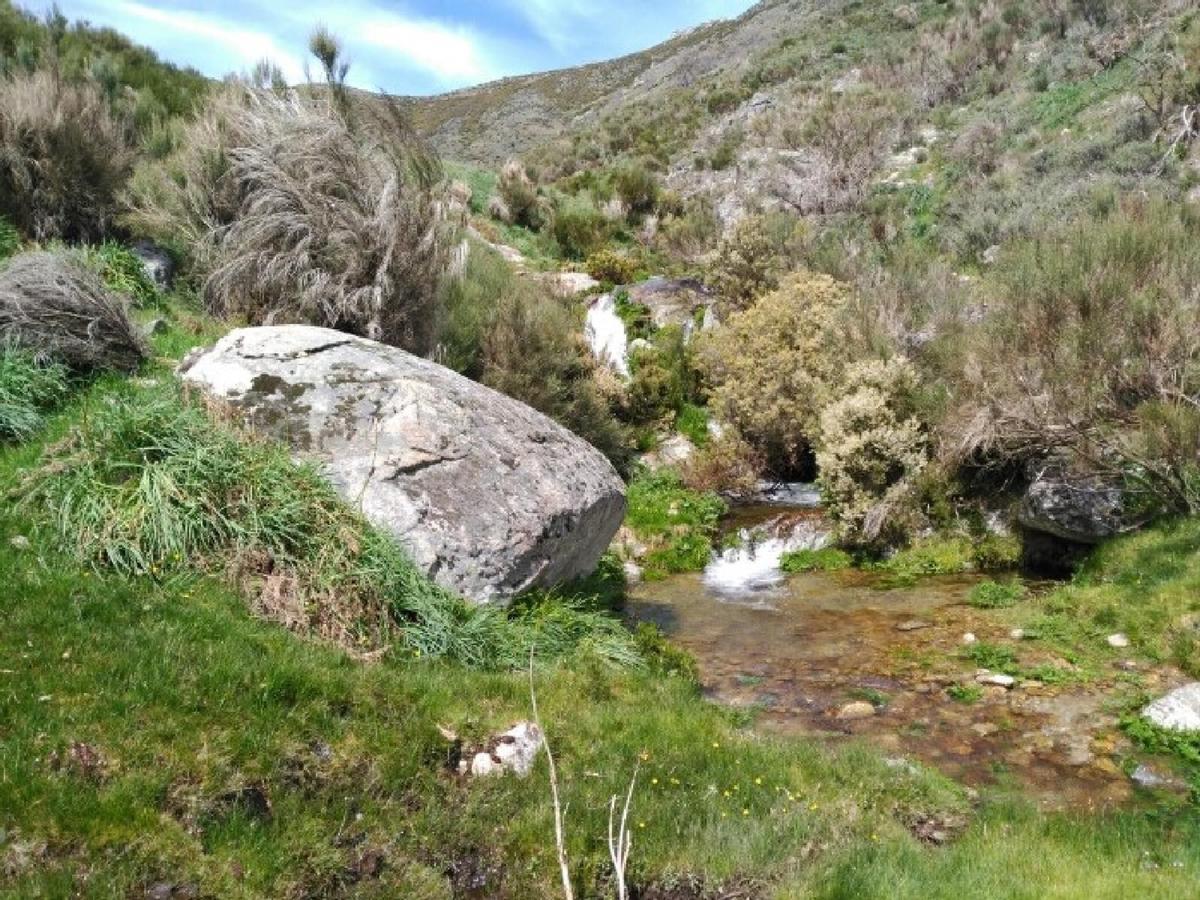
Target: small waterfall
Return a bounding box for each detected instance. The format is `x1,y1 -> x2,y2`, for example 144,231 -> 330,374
584,293 -> 629,377
703,514 -> 830,598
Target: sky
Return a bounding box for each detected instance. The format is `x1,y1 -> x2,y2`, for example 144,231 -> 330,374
24,0 -> 758,95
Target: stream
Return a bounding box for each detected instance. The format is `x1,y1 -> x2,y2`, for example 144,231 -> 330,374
626,494 -> 1179,810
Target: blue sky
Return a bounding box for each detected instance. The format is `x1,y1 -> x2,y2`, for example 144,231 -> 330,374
25,0 -> 757,95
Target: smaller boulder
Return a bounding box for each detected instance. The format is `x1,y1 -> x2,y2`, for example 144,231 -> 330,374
835,701 -> 876,720
1143,683 -> 1200,732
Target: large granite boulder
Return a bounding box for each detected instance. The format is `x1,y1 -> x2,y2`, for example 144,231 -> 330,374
179,326 -> 626,604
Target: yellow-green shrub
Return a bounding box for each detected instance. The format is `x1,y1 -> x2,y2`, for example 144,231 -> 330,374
586,248 -> 639,285
816,357 -> 928,546
704,215 -> 780,313
698,271 -> 851,474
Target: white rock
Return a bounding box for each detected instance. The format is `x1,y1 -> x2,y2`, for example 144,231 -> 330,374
470,753 -> 498,777
491,722 -> 544,777
9,535 -> 30,551
1143,683 -> 1200,732
962,633 -> 977,645
622,561 -> 643,585
1106,633 -> 1130,649
1009,628 -> 1026,640
835,701 -> 876,720
976,673 -> 1016,688
179,326 -> 626,605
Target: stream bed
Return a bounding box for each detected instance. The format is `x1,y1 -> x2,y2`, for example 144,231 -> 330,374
626,501 -> 1184,810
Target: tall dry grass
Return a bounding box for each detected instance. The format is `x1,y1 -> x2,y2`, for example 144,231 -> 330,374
125,83 -> 450,353
0,70 -> 135,242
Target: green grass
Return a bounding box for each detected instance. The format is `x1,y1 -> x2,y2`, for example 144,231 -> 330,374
80,241 -> 162,308
782,547 -> 854,574
625,467 -> 726,579
947,683 -> 983,705
968,580 -> 1027,609
0,214 -> 19,261
675,403 -> 710,449
0,343 -> 70,442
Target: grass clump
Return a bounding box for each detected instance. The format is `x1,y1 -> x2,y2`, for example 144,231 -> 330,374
0,343 -> 69,442
968,579 -> 1027,609
964,642 -> 1019,674
81,241 -> 160,308
781,547 -> 854,574
626,467 -> 725,579
876,535 -> 974,581
0,215 -> 19,261
947,683 -> 983,704
18,380 -> 641,669
675,402 -> 711,448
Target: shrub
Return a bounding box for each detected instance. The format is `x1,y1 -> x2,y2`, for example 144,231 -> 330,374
0,250 -> 147,373
781,547 -> 853,573
698,271 -> 852,474
612,160 -> 659,217
553,195 -> 607,259
968,580 -> 1026,609
625,326 -> 695,426
496,158 -> 543,229
682,429 -> 764,498
705,216 -> 781,314
0,69 -> 135,242
480,261 -> 634,473
816,357 -> 929,546
0,341 -> 69,441
126,80 -> 449,354
586,248 -> 639,285
947,199 -> 1200,517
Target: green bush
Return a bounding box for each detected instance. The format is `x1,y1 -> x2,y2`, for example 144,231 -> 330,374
968,579 -> 1027,609
781,547 -> 853,573
963,641 -> 1018,673
0,342 -> 69,441
553,195 -> 607,259
612,160 -> 659,216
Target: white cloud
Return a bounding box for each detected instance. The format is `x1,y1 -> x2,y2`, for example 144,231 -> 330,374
351,14 -> 494,85
110,2 -> 308,82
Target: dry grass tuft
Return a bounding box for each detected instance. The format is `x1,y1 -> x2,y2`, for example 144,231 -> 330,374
126,84 -> 450,353
0,251 -> 147,373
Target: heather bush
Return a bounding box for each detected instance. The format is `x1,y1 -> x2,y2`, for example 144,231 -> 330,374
705,215 -> 781,313
816,357 -> 929,546
496,158 -> 546,229
698,271 -> 853,474
552,195 -> 607,259
946,198 -> 1200,516
612,160 -> 660,217
586,248 -> 639,285
0,69 -> 135,242
682,429 -> 764,498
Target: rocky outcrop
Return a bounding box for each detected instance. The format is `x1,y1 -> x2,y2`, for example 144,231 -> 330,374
625,277 -> 715,331
1017,468 -> 1132,576
179,325 -> 626,605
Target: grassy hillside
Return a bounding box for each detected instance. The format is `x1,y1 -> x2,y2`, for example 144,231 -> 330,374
3,341 -> 1200,897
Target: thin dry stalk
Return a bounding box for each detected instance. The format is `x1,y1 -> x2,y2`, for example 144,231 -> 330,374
607,765 -> 639,900
528,649 -> 574,900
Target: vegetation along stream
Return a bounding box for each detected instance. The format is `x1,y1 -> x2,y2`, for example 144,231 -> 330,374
628,495 -> 1190,812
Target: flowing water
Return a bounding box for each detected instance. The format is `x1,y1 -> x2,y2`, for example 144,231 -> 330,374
584,293 -> 629,376
627,501 -> 1175,810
